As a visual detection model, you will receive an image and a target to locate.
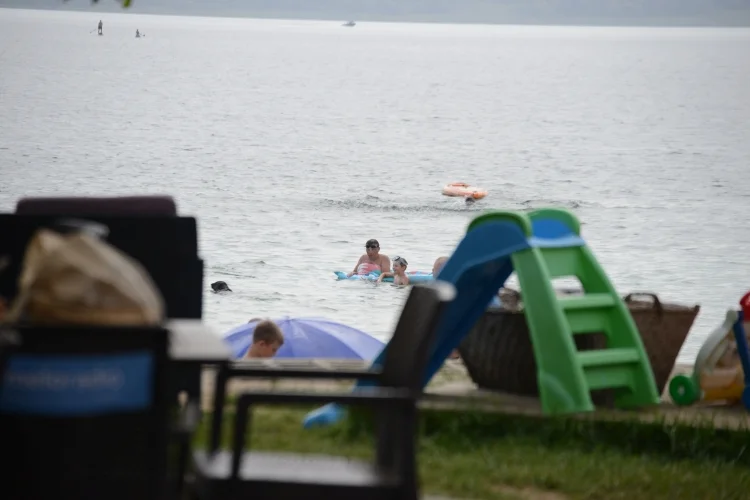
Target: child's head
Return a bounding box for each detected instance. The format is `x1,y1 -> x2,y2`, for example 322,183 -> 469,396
246,319 -> 284,358
392,256 -> 408,274
432,256 -> 449,276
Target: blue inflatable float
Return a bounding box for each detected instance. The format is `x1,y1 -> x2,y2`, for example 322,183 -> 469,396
333,270 -> 434,283
334,269 -> 503,306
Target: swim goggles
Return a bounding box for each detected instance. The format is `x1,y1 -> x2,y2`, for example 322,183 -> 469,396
393,256 -> 408,267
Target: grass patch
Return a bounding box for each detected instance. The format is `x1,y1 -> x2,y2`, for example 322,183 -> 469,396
416,409 -> 750,465
193,405 -> 750,500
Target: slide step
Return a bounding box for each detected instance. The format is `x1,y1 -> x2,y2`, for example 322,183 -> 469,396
583,365 -> 634,391
559,294 -> 616,311
578,348 -> 640,368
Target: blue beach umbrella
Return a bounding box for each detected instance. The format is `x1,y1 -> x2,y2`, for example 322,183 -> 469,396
223,316 -> 385,360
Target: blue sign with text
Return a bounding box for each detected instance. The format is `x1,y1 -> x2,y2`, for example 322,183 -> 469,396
0,351 -> 153,416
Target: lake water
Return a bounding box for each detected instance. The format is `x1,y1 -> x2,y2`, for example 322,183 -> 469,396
1,8 -> 749,363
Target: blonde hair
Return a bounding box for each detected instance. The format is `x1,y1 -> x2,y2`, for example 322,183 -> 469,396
252,319 -> 284,345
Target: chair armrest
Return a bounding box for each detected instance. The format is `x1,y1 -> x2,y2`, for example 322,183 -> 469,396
227,387 -> 417,478
204,364 -> 382,454
237,386 -> 414,407
226,364 -> 382,381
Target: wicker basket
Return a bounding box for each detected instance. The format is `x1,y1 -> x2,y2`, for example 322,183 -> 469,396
458,290 -> 699,401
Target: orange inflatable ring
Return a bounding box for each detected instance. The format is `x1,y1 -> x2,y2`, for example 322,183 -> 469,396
441,182 -> 488,200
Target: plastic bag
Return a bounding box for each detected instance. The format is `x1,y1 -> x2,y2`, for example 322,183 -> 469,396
4,227 -> 164,326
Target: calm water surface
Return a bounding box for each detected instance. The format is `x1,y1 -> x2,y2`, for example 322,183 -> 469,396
1,9 -> 749,363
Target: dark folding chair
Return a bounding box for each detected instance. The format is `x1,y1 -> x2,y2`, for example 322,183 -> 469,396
0,325 -> 171,500
0,329 -> 19,385
191,280 -> 456,500
0,212 -> 202,321
1,199 -> 208,496
2,195 -> 204,399
11,195 -> 188,314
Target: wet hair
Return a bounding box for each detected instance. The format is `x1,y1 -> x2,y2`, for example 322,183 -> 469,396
253,320 -> 284,345
211,281 -> 232,292
365,239 -> 379,248
465,197 -> 476,204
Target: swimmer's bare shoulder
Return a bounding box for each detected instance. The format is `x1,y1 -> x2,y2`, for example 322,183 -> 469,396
380,253 -> 390,269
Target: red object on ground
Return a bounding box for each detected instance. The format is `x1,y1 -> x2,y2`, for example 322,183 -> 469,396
740,291 -> 750,319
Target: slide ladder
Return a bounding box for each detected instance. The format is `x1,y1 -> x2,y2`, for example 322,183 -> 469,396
471,209 -> 660,414
303,208 -> 659,428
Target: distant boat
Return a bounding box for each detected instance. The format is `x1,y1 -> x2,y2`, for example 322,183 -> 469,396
342,21 -> 356,27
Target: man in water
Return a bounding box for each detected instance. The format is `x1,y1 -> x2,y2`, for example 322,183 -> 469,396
98,20 -> 103,35
346,239 -> 391,278
136,29 -> 140,37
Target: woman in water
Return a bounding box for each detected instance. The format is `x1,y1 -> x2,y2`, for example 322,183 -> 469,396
346,239 -> 391,278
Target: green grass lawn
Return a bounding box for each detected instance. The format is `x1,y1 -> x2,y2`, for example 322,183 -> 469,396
193,405 -> 750,500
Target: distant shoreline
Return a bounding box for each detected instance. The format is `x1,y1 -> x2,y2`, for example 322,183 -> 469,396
2,6 -> 750,29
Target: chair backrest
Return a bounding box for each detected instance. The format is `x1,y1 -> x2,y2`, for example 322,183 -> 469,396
15,196 -> 177,216
0,213 -> 203,319
0,329 -> 20,386
379,281 -> 456,391
0,325 -> 170,500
